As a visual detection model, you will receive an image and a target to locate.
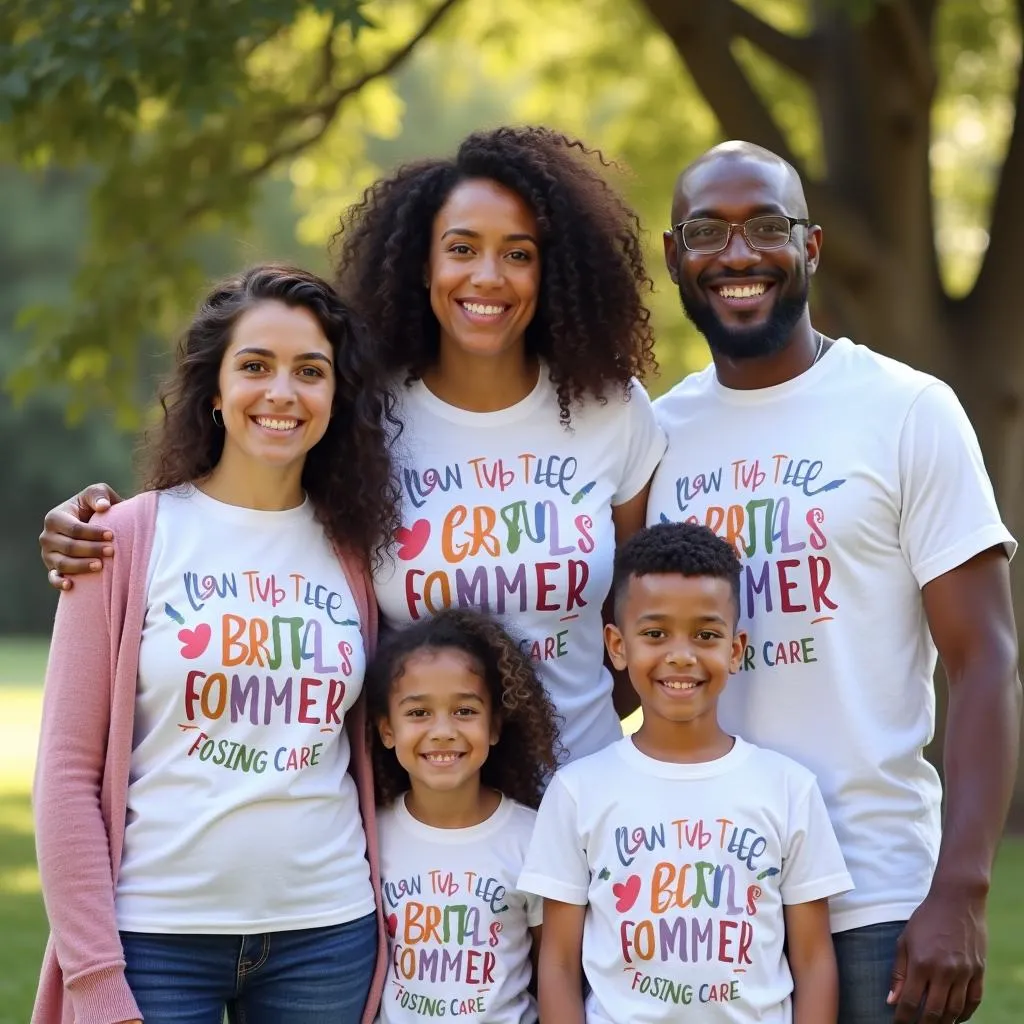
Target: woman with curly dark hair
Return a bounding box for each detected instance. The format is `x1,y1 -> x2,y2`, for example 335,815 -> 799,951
32,265 -> 391,1024
337,125 -> 667,765
365,607 -> 560,1023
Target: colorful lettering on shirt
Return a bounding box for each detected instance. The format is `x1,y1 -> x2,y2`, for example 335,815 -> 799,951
165,566 -> 359,774
394,450 -> 598,665
603,814 -> 780,1009
658,453 -> 845,673
383,866 -> 521,1017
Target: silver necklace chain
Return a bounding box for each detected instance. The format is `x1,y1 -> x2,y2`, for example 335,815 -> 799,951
811,331 -> 825,367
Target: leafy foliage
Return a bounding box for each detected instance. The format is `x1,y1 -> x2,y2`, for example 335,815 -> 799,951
0,0 -> 1020,411
0,0 -> 447,421
0,0 -> 370,149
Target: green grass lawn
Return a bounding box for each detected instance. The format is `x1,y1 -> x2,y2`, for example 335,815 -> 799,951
2,637 -> 1023,1021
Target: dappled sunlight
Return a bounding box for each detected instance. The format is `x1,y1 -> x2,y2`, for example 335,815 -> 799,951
0,796 -> 34,837
0,865 -> 40,896
931,0 -> 1022,295
0,688 -> 43,795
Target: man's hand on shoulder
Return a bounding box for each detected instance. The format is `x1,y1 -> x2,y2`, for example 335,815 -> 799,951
40,483 -> 123,590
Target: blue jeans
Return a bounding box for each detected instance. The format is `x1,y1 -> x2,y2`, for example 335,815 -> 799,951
833,920 -> 907,1024
121,913 -> 377,1024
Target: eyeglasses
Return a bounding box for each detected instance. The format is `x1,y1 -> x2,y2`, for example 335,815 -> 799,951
673,215 -> 810,254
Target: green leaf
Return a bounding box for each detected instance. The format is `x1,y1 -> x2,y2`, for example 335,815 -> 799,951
102,76 -> 137,112
0,68 -> 29,100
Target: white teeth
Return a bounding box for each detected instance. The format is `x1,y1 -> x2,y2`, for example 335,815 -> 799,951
717,283 -> 767,299
255,417 -> 299,431
662,680 -> 699,690
462,302 -> 506,316
424,752 -> 462,763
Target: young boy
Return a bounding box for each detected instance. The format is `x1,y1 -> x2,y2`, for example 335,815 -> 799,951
518,522 -> 852,1023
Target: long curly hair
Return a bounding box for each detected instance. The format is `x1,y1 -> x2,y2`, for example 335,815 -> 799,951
141,263 -> 399,560
365,608 -> 563,809
332,125 -> 657,424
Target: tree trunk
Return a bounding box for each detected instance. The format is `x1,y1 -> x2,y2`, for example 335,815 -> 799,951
640,0 -> 1024,820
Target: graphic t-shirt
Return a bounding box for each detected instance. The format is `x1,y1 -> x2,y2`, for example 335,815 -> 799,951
377,795 -> 542,1024
646,339 -> 1017,931
373,370 -> 666,763
115,487 -> 373,933
519,738 -> 851,1024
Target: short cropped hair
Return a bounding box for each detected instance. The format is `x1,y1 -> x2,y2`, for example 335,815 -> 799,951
612,522 -> 742,623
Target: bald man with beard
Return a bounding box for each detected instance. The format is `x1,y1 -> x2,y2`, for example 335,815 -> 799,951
646,141 -> 1020,1024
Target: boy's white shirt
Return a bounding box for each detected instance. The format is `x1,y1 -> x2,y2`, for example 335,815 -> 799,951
519,736 -> 852,1023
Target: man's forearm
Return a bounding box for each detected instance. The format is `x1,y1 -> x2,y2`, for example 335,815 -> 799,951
934,650 -> 1021,893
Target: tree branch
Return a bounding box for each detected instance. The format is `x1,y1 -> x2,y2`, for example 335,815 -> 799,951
969,5 -> 1024,317
314,14 -> 338,96
308,0 -> 462,121
875,0 -> 938,104
722,0 -> 819,79
801,180 -> 878,283
640,0 -> 801,165
184,0 -> 463,221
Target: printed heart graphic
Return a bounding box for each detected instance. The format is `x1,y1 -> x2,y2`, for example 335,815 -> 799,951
386,913 -> 398,938
612,874 -> 642,913
178,623 -> 212,659
395,519 -> 430,561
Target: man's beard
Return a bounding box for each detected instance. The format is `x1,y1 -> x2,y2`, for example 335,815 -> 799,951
678,274 -> 809,361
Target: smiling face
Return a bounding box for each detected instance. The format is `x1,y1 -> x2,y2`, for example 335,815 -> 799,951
377,647 -> 500,800
427,178 -> 541,363
213,300 -> 335,475
606,573 -> 746,731
663,155 -> 820,360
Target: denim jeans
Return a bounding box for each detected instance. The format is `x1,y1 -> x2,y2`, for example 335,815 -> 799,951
833,920 -> 908,1024
121,912 -> 377,1024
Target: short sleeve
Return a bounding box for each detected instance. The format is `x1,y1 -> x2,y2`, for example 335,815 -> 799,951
780,777 -> 854,906
517,774 -> 591,905
613,380 -> 668,506
898,383 -> 1016,586
524,890 -> 544,928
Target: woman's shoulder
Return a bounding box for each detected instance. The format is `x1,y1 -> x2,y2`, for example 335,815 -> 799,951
570,375 -> 656,425
93,491 -> 159,540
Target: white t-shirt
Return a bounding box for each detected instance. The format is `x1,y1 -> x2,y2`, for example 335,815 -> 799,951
518,737 -> 851,1024
377,795 -> 542,1024
373,370 -> 666,763
115,487 -> 374,933
646,339 -> 1016,932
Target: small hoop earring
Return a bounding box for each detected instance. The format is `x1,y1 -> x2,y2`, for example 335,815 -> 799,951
211,407 -> 224,427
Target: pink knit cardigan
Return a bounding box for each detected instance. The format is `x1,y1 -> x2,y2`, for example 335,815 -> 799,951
32,491 -> 387,1024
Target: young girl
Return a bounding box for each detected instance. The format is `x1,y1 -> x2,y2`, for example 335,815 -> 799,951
32,265 -> 395,1024
365,608 -> 561,1024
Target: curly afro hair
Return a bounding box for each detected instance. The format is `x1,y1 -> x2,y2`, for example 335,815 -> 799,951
331,125 -> 657,424
612,522 -> 742,624
141,264 -> 399,562
365,608 -> 563,809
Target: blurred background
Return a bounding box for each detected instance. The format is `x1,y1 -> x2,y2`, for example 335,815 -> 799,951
1,0 -> 1023,1018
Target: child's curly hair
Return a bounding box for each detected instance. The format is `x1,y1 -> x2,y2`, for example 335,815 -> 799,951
331,124 -> 657,425
365,608 -> 563,809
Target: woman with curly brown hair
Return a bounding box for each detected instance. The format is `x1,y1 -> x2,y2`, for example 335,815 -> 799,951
365,607 -> 560,1024
32,265 -> 393,1024
338,125 -> 667,765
